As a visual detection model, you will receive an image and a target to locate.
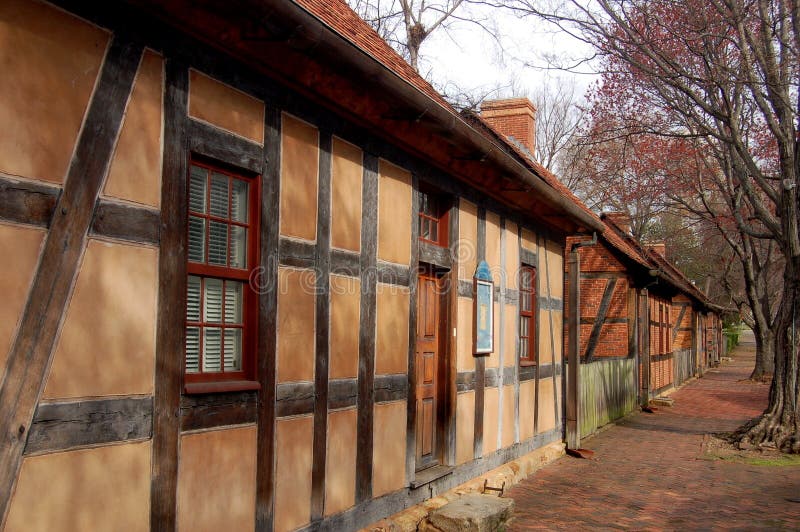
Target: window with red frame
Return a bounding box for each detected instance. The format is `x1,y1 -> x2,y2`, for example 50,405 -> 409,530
419,189 -> 449,246
185,161 -> 259,390
519,265 -> 537,364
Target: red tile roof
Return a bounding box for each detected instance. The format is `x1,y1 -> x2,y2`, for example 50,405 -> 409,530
292,0 -> 453,111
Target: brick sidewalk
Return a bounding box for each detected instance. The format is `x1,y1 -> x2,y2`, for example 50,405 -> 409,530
507,331 -> 800,530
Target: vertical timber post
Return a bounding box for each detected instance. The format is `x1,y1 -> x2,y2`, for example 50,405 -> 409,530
566,250 -> 580,450
640,289 -> 651,408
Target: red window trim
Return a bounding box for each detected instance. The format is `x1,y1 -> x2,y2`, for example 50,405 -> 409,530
519,265 -> 537,365
184,159 -> 261,393
418,189 -> 449,247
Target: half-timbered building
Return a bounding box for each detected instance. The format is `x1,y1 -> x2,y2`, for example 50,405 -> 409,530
0,1 -> 722,530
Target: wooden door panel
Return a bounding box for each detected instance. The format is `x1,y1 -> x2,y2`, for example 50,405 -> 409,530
421,398 -> 434,456
422,352 -> 435,383
415,268 -> 443,470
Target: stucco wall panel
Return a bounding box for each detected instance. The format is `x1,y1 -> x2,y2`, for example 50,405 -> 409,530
519,380 -> 535,441
188,70 -> 264,143
377,160 -> 412,265
545,240 -> 563,299
538,378 -> 556,432
0,223 -> 44,377
372,401 -> 406,497
104,50 -> 163,207
520,228 -> 537,253
376,283 -> 410,375
505,221 -> 519,290
501,384 -> 515,448
457,200 -> 478,280
277,267 -> 316,383
503,304 -> 517,367
280,114 -> 319,240
483,386 -> 499,455
275,415 -> 313,532
325,407 -> 357,516
485,211 -> 501,285
456,297 -> 475,372
329,275 -> 360,379
177,426 -> 256,532
0,0 -> 108,184
6,441 -> 150,532
331,137 -> 362,252
456,391 -> 475,464
44,239 -> 157,399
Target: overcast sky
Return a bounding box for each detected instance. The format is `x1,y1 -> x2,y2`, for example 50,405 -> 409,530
406,4 -> 599,104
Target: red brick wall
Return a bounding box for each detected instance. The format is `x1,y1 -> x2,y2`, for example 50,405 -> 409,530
672,295 -> 693,350
564,239 -> 631,359
480,98 -> 536,154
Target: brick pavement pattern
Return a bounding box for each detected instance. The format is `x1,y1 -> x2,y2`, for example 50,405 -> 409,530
507,330 -> 800,530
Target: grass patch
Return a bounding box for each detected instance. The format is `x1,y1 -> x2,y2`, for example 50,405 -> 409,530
703,435 -> 800,466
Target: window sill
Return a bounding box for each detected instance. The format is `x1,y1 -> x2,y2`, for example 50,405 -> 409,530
184,380 -> 261,394
519,360 -> 537,367
410,465 -> 454,489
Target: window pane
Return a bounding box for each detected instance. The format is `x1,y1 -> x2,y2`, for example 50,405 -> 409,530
208,221 -> 228,266
203,327 -> 222,372
420,193 -> 428,215
232,179 -> 249,223
430,220 -> 438,241
224,281 -> 243,324
230,226 -> 247,269
209,173 -> 229,218
420,218 -> 430,240
224,329 -> 242,371
520,337 -> 528,358
520,269 -> 531,291
186,327 -> 200,373
520,316 -> 529,336
188,217 -> 206,263
189,166 -> 207,213
204,278 -> 223,323
186,275 -> 201,322
521,292 -> 531,312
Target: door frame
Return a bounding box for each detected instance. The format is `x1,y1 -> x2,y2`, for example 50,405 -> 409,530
411,263 -> 453,474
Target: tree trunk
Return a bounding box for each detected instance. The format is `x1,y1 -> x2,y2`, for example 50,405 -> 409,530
733,260 -> 800,453
750,316 -> 775,381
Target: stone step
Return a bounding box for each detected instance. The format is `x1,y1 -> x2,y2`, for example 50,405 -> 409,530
421,493 -> 514,532
650,396 -> 675,407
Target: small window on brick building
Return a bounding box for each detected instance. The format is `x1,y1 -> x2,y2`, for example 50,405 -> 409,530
185,160 -> 260,392
419,189 -> 449,246
519,265 -> 537,365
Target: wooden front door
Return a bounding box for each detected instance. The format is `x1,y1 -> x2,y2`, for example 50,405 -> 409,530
416,268 -> 445,470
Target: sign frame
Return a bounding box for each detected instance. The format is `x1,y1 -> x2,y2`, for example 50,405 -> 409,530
473,260 -> 494,355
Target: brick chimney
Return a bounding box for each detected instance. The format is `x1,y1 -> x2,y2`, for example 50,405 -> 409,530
648,242 -> 666,257
480,98 -> 537,157
603,212 -> 632,236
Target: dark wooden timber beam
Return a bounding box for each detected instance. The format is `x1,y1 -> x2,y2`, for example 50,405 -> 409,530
24,397 -> 153,455
151,58 -> 188,532
473,207 -> 486,459
0,37 -> 144,526
310,131 -> 332,521
355,153 -> 379,503
255,105 -> 282,531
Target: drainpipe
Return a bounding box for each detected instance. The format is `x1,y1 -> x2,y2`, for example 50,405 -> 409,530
566,233 -> 597,450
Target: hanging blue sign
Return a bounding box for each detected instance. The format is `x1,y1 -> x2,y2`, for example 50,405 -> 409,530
473,260 -> 494,355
